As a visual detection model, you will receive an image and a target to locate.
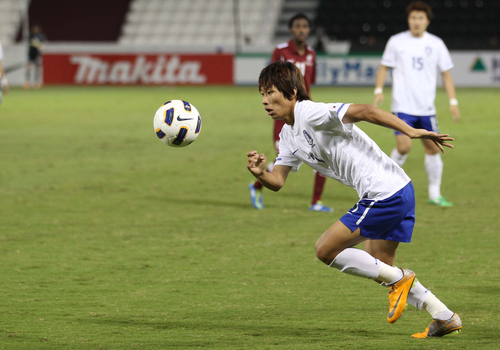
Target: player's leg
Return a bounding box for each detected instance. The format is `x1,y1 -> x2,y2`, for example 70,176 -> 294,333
24,62 -> 33,89
421,116 -> 452,206
390,113 -> 415,167
407,263 -> 461,337
34,59 -> 41,89
317,222 -> 417,323
363,239 -> 399,266
315,221 -> 403,284
309,170 -> 333,212
249,121 -> 283,209
391,134 -> 412,167
364,225 -> 460,335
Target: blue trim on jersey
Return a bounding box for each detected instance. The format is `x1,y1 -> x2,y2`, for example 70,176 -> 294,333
393,112 -> 438,135
337,103 -> 346,114
339,182 -> 415,243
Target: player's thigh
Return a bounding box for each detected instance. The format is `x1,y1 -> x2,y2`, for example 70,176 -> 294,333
395,134 -> 412,154
421,138 -> 440,155
363,239 -> 399,266
315,220 -> 367,264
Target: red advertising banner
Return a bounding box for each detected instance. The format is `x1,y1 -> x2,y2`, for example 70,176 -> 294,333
43,53 -> 233,85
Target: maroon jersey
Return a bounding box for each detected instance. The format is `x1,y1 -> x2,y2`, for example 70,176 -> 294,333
271,40 -> 316,95
271,40 -> 316,152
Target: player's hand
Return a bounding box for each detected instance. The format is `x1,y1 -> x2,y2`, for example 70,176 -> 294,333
450,105 -> 460,123
2,84 -> 8,94
373,93 -> 384,107
247,150 -> 267,176
411,129 -> 454,153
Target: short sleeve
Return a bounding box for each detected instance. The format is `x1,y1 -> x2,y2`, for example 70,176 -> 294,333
438,40 -> 454,72
381,36 -> 397,68
271,47 -> 281,63
0,42 -> 3,60
314,103 -> 352,131
274,131 -> 303,172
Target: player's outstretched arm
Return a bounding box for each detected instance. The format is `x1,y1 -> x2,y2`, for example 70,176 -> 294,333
442,70 -> 460,123
373,65 -> 389,107
246,151 -> 291,191
343,104 -> 454,153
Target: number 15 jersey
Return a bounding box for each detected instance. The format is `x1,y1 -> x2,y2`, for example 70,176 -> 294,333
381,31 -> 453,116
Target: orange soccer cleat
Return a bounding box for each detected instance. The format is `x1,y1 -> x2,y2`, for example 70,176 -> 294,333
412,313 -> 462,338
387,268 -> 416,323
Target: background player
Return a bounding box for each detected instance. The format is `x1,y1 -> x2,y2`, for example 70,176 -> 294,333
0,40 -> 9,104
373,1 -> 460,207
249,13 -> 333,212
24,24 -> 45,89
247,61 -> 461,338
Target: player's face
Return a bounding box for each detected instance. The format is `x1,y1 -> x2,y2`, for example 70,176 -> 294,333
408,11 -> 429,37
289,18 -> 310,43
260,86 -> 296,124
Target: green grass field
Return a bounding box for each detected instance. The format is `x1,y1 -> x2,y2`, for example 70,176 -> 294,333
1,85 -> 499,349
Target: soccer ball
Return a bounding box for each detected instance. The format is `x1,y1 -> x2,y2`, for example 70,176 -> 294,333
153,100 -> 202,147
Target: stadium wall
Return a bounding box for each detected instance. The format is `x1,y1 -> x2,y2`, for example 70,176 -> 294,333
236,53 -> 500,87
4,44 -> 500,87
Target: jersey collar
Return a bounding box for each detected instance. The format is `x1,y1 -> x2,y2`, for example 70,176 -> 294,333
288,39 -> 311,57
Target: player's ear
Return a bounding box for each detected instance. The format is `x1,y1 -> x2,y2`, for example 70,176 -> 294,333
291,88 -> 298,100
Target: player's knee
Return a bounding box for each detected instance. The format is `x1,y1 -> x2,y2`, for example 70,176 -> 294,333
315,240 -> 338,265
397,144 -> 411,155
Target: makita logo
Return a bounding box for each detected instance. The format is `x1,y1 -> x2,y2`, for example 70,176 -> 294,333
70,55 -> 207,84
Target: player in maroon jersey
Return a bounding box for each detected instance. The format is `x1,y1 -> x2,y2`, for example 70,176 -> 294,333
249,13 -> 333,212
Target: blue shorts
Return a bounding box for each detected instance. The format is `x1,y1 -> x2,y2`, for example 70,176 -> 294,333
340,182 -> 415,242
393,112 -> 438,136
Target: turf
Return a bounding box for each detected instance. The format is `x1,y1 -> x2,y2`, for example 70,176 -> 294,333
0,86 -> 498,349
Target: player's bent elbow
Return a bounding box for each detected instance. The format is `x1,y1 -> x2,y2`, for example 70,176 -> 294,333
268,182 -> 284,192
364,104 -> 379,120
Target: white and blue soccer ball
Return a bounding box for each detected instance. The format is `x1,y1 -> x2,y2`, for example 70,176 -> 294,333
154,100 -> 202,147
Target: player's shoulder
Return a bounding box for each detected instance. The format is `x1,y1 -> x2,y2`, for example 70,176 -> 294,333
296,100 -> 331,119
307,45 -> 315,54
276,41 -> 290,50
389,31 -> 411,42
296,100 -> 327,112
424,32 -> 446,45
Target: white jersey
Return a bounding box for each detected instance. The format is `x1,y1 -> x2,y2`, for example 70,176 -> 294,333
0,41 -> 3,60
275,100 -> 410,201
381,31 -> 453,116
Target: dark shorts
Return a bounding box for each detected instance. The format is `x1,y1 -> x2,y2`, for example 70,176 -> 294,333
393,112 -> 438,136
28,48 -> 41,64
340,182 -> 415,243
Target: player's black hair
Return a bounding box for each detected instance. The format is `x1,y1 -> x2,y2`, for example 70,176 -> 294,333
259,61 -> 310,102
288,13 -> 311,29
407,1 -> 432,20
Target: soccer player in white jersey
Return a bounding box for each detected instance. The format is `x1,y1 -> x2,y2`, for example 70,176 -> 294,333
374,1 -> 460,207
0,41 -> 9,104
247,61 -> 462,338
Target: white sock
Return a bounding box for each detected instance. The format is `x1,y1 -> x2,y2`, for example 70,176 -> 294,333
390,148 -> 408,167
378,263 -> 404,284
329,248 -> 402,283
425,153 -> 443,200
423,293 -> 454,320
407,280 -> 429,310
407,280 -> 454,320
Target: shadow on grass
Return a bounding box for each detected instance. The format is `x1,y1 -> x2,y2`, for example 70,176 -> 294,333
144,195 -> 252,210
464,285 -> 500,295
81,316 -> 398,347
